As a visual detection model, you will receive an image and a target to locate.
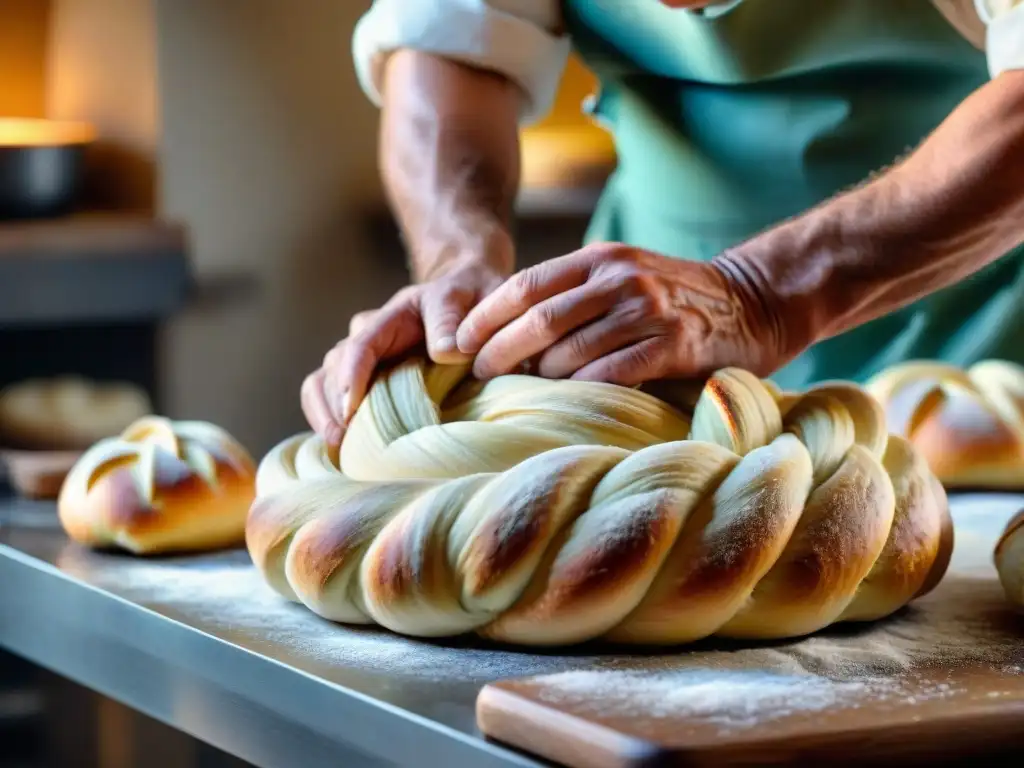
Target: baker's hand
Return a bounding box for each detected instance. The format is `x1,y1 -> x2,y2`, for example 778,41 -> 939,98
301,258 -> 508,446
456,244 -> 790,386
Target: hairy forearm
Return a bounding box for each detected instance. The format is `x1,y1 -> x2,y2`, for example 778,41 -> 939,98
379,51 -> 521,282
717,71 -> 1024,359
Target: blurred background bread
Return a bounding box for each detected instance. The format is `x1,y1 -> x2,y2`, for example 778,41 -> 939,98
866,360 -> 1024,490
0,376 -> 152,451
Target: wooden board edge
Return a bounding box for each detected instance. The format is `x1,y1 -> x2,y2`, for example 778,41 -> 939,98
477,682 -> 1024,767
476,683 -> 666,768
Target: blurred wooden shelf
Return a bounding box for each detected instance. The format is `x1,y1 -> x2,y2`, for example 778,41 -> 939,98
0,213 -> 190,327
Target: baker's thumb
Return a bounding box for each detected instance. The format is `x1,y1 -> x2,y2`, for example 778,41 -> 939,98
421,285 -> 476,363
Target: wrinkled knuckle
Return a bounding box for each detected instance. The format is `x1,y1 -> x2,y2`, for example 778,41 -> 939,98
567,332 -> 591,363
634,270 -> 662,296
617,268 -> 641,292
438,283 -> 474,308
440,279 -> 467,296
322,344 -> 343,369
628,294 -> 658,322
349,310 -> 375,334
610,268 -> 644,299
511,268 -> 542,303
393,285 -> 419,305
630,345 -> 657,370
528,302 -> 559,337
301,371 -> 321,396
605,244 -> 640,266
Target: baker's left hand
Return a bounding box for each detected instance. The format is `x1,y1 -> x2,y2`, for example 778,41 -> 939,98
455,243 -> 792,386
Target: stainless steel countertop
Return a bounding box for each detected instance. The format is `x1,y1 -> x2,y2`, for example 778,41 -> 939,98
0,499 -> 554,768
3,493 -> 1023,768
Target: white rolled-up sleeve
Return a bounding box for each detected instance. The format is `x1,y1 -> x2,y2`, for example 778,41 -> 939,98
352,0 -> 571,125
975,0 -> 1024,76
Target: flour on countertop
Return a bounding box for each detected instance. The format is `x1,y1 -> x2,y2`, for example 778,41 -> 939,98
65,557 -> 611,681
53,494 -> 1024,693
528,669 -> 963,730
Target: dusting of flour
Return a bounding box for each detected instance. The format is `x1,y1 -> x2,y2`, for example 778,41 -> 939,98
47,493 -> 1024,732
528,669 -> 962,730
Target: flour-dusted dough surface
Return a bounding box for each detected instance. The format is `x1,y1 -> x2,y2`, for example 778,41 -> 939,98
248,358 -> 951,647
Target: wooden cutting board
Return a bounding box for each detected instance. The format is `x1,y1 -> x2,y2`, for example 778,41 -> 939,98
477,495 -> 1024,767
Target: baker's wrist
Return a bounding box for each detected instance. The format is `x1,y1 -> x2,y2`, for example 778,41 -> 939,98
415,216 -> 515,282
711,242 -> 820,372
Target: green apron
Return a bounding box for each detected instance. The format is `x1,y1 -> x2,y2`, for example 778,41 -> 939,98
562,0 -> 1024,390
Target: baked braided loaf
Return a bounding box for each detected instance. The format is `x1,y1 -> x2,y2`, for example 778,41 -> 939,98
866,360 -> 1024,490
59,416 -> 256,554
247,359 -> 953,647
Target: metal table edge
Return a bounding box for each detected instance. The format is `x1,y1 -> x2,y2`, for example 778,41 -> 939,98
0,541 -> 542,768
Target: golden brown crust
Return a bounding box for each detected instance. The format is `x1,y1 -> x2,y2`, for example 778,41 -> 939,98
246,358 -> 952,647
866,360 -> 1024,490
57,417 -> 256,555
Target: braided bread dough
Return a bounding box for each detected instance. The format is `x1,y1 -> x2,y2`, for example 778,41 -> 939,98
59,416 -> 256,554
248,359 -> 952,646
866,360 -> 1024,490
995,509 -> 1024,607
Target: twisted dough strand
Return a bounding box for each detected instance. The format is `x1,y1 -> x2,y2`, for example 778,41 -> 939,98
995,509 -> 1024,607
248,359 -> 952,646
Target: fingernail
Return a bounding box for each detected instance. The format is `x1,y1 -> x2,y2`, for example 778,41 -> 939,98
434,335 -> 457,354
455,325 -> 471,351
341,391 -> 352,421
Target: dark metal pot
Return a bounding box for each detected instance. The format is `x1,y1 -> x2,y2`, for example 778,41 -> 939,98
0,120 -> 94,221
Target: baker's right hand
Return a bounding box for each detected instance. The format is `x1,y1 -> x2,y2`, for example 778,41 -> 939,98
301,258 -> 509,447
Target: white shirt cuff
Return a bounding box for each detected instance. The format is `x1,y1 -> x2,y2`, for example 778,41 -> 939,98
975,0 -> 1024,76
352,0 -> 572,125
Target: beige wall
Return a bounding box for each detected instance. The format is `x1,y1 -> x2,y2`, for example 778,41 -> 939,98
154,0 -> 405,455
27,0 -> 404,455
47,0 -> 159,210
0,0 -> 50,116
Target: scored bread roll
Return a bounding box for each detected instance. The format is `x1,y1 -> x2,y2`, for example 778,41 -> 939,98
865,360 -> 1024,490
995,509 -> 1024,607
247,358 -> 952,647
59,416 -> 256,554
0,377 -> 152,450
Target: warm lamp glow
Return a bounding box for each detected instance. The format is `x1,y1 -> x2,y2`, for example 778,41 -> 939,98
0,118 -> 96,148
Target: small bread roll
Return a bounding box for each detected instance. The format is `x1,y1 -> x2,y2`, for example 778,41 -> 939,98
247,358 -> 951,647
995,509 -> 1024,607
866,360 -> 1024,490
58,416 -> 256,554
0,377 -> 152,450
